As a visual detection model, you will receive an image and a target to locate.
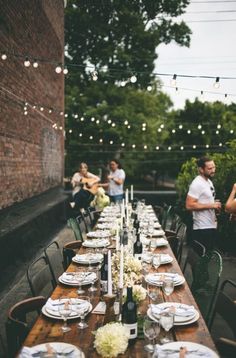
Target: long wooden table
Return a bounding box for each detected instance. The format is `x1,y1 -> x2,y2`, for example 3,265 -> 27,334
23,216 -> 218,357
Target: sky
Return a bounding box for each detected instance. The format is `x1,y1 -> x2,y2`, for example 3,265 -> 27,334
155,0 -> 236,109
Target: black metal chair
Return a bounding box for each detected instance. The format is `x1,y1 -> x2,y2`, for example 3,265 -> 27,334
5,296 -> 46,357
63,240 -> 82,269
44,241 -> 64,285
182,240 -> 206,276
76,214 -> 88,237
27,256 -> 55,297
67,217 -> 83,241
216,337 -> 236,357
191,250 -> 223,325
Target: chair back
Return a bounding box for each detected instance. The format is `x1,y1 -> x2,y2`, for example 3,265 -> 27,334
44,241 -> 64,285
175,222 -> 187,264
63,241 -> 82,269
182,240 -> 206,275
209,279 -> 236,336
67,217 -> 83,241
191,250 -> 223,325
76,214 -> 88,236
27,256 -> 55,297
161,205 -> 173,230
5,296 -> 46,357
81,211 -> 92,232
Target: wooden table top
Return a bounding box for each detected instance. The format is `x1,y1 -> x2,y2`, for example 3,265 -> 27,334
23,219 -> 218,357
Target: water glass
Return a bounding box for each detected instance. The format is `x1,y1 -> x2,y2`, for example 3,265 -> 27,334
76,272 -> 85,294
76,296 -> 91,329
152,254 -> 161,270
147,285 -> 160,303
143,316 -> 160,352
58,298 -> 72,333
149,238 -> 157,252
159,310 -> 174,343
162,277 -> 174,296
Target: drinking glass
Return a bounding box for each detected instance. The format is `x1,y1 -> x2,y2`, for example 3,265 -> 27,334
152,254 -> 161,270
143,316 -> 160,352
58,298 -> 72,333
77,296 -> 91,329
149,238 -> 157,252
162,277 -> 174,296
159,310 -> 174,343
88,271 -> 97,292
76,272 -> 85,295
147,285 -> 160,303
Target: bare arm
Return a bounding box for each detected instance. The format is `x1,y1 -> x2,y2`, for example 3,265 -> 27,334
186,195 -> 221,211
108,175 -> 124,185
225,184 -> 236,213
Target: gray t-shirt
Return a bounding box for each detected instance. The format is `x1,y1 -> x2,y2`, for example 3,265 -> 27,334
108,169 -> 125,196
187,175 -> 216,230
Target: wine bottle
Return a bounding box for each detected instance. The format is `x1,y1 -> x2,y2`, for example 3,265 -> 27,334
133,232 -> 143,260
133,214 -> 140,235
100,253 -> 108,294
122,286 -> 138,341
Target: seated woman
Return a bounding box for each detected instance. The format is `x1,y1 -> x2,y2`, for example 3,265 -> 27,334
71,162 -> 100,210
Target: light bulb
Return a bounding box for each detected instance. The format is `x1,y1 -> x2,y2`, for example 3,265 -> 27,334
55,65 -> 62,74
147,85 -> 152,91
187,129 -> 191,134
112,123 -> 115,127
121,80 -> 126,87
60,111 -> 64,116
99,138 -> 103,143
198,124 -> 202,129
24,111 -> 28,115
193,145 -> 196,149
74,114 -> 78,119
89,135 -> 93,140
64,114 -> 68,118
132,144 -> 136,148
230,129 -> 234,134
206,144 -> 209,148
130,75 -> 137,83
91,117 -> 95,122
59,126 -> 63,130
49,109 -> 52,114
160,124 -> 164,129
201,130 -> 205,135
219,143 -> 223,147
1,53 -> 7,60
80,117 -> 84,121
180,146 -> 184,150
214,77 -> 220,89
170,74 -> 177,87
142,127 -> 146,131
121,143 -> 125,147
144,145 -> 147,149
96,119 -> 100,124
156,146 -> 159,150
127,125 -> 131,129
172,129 -> 176,134
158,128 -> 162,132
24,57 -> 31,67
33,105 -> 36,109
69,129 -> 72,133
63,67 -> 68,75
33,60 -> 39,68
92,71 -> 98,81
124,120 -> 128,125
216,130 -> 219,134
40,107 -> 44,111
109,140 -> 113,144
79,133 -> 83,137
179,124 -> 183,129
217,124 -> 221,129
168,146 -> 172,151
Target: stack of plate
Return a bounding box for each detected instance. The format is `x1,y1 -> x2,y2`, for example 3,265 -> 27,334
97,223 -> 114,229
155,238 -> 169,246
145,272 -> 185,286
58,272 -> 97,286
154,341 -> 218,357
20,342 -> 85,358
82,239 -> 110,248
87,230 -> 111,238
159,254 -> 173,264
72,253 -> 103,265
41,298 -> 92,320
147,302 -> 200,326
151,229 -> 165,237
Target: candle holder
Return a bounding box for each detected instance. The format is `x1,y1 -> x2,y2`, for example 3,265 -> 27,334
118,287 -> 123,322
103,294 -> 116,324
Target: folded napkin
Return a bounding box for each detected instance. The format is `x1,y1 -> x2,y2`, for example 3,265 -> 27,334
160,254 -> 172,263
151,304 -> 195,317
87,230 -> 110,238
146,273 -> 180,284
44,298 -> 89,317
152,229 -> 165,237
19,345 -> 80,358
75,253 -> 103,262
83,239 -> 109,247
154,346 -> 212,357
60,272 -> 96,284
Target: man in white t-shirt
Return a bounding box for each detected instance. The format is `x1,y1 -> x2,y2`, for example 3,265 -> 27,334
101,159 -> 125,203
186,157 -> 222,251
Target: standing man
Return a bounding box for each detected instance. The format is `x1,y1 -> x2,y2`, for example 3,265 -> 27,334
101,159 -> 125,203
186,156 -> 222,251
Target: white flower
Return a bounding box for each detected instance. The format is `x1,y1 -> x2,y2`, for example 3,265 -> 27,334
123,285 -> 147,303
94,322 -> 129,357
112,252 -> 143,287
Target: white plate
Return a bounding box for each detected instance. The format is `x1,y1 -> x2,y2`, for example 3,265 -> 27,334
58,273 -> 97,286
156,341 -> 219,357
145,273 -> 185,287
20,342 -> 85,358
148,302 -> 197,323
87,230 -> 111,238
160,254 -> 174,264
82,239 -> 110,248
156,239 -> 169,247
152,229 -> 165,237
148,308 -> 199,326
42,301 -> 92,320
72,253 -> 103,264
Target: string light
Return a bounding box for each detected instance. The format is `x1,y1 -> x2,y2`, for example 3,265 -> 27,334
110,140 -> 113,144
33,60 -> 39,68
24,110 -> 28,115
69,129 -> 72,133
24,57 -> 31,67
142,127 -> 146,131
74,114 -> 78,119
147,85 -> 152,91
96,119 -> 100,124
168,146 -> 172,151
91,117 -> 95,122
197,124 -> 202,129
217,124 -> 221,129
216,130 -> 219,134
55,65 -> 62,74
206,144 -> 209,148
158,128 -> 162,132
160,124 -> 165,129
63,67 -> 69,75
127,125 -> 131,129
121,80 -> 126,87
79,133 -> 83,137
59,126 -> 63,130
219,143 -> 223,147
180,146 -> 184,150
112,122 -> 116,127
108,119 -> 112,124
179,124 -> 183,129
193,145 -> 196,149
156,146 -> 159,150
172,129 -> 176,134
171,74 -> 177,87
187,130 -> 191,134
89,135 -> 93,140
92,71 -> 98,81
230,129 -> 234,134
124,120 -> 129,125
144,145 -> 147,149
130,75 -> 137,83
132,144 -> 136,148
121,142 -> 125,147
1,54 -> 7,60
99,138 -> 103,143
64,113 -> 68,118
201,130 -> 205,135
48,109 -> 52,114
214,77 -> 220,89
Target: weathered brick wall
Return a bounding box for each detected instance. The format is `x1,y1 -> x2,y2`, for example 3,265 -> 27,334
0,0 -> 64,209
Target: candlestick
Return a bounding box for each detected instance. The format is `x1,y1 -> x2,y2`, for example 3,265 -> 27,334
115,223 -> 120,251
131,185 -> 133,201
125,189 -> 129,206
119,244 -> 124,289
107,250 -> 112,295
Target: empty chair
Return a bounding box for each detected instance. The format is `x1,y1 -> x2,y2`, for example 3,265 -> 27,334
191,250 -> 223,325
63,240 -> 82,269
182,240 -> 206,276
161,205 -> 173,231
216,338 -> 236,357
67,217 -> 83,241
81,210 -> 92,232
27,256 -> 55,297
44,241 -> 64,285
167,222 -> 187,264
6,296 -> 46,357
76,214 -> 88,238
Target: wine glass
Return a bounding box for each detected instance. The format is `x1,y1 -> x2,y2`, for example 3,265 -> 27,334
76,272 -> 85,295
162,277 -> 174,297
147,285 -> 160,303
149,238 -> 157,252
143,316 -> 160,352
152,254 -> 161,270
76,296 -> 91,329
159,310 -> 174,343
58,298 -> 72,333
88,270 -> 97,292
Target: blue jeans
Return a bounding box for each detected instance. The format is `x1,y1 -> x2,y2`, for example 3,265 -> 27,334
109,194 -> 124,203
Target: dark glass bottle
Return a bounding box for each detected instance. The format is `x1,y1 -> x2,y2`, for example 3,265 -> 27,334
133,232 -> 143,260
122,286 -> 138,341
100,253 -> 108,294
133,214 -> 140,235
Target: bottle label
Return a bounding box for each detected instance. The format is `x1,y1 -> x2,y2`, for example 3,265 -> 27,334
124,322 -> 138,339
134,253 -> 142,260
100,280 -> 108,293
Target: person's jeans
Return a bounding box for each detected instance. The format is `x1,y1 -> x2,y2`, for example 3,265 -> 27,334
192,228 -> 218,251
109,194 -> 124,203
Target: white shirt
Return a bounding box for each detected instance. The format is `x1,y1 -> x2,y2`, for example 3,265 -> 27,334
187,175 -> 216,230
71,172 -> 99,196
108,169 -> 125,196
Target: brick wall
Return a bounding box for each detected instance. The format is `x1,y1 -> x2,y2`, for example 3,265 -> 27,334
0,0 -> 64,209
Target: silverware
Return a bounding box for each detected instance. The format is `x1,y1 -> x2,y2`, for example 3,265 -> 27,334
32,349 -> 74,357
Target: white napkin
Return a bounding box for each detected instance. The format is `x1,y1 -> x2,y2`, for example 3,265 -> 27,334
147,273 -> 179,284
154,346 -> 212,357
152,229 -> 165,237
160,254 -> 172,263
75,253 -> 103,262
44,298 -> 88,317
87,230 -> 110,238
151,303 -> 195,317
60,272 -> 96,284
83,239 -> 109,247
